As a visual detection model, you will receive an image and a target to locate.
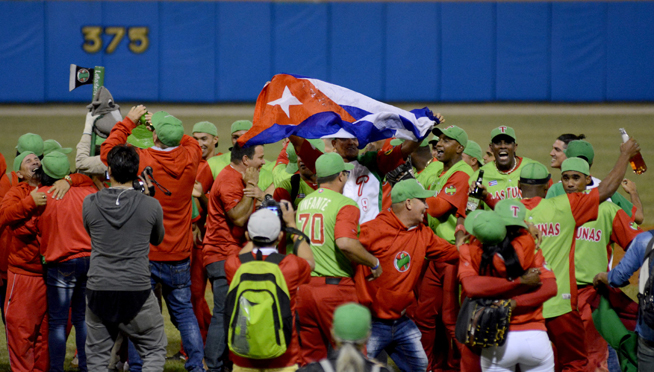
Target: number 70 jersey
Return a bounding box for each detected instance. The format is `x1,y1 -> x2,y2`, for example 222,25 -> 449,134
296,187 -> 360,278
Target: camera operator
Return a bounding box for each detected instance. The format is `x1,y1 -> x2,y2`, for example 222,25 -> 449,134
101,106 -> 205,372
83,145 -> 167,371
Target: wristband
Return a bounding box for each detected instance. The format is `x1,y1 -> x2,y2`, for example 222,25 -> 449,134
371,258 -> 380,271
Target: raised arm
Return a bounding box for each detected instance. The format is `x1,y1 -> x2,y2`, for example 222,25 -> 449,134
597,139 -> 640,202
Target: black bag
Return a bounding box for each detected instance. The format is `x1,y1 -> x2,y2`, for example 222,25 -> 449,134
455,297 -> 512,348
637,231 -> 654,328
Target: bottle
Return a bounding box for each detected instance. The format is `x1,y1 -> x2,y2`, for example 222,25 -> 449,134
619,128 -> 647,175
466,170 -> 485,213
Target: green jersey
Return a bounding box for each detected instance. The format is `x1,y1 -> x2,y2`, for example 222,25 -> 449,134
523,190 -> 599,318
208,153 -> 273,191
546,179 -> 634,218
427,160 -> 473,244
479,157 -> 535,201
276,175 -> 318,209
416,160 -> 443,189
297,188 -> 359,278
272,163 -> 292,187
574,202 -> 640,285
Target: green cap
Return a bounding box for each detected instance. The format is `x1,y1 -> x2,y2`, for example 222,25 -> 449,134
390,137 -> 430,147
192,121 -> 218,137
13,151 -> 35,172
16,133 -> 44,157
490,126 -> 517,142
464,210 -> 507,245
315,152 -> 354,178
391,179 -> 435,204
494,199 -> 527,229
41,151 -> 71,180
565,140 -> 594,166
151,111 -> 184,147
463,140 -> 484,165
332,303 -> 371,342
127,125 -> 155,149
519,162 -> 551,185
432,125 -> 468,148
561,157 -> 590,176
43,139 -> 72,155
231,120 -> 253,134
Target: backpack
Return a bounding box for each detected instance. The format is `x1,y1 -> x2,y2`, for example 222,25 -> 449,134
225,251 -> 293,359
638,231 -> 654,328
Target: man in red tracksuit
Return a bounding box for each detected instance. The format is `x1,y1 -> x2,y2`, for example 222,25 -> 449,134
0,151 -> 13,325
356,179 -> 459,371
101,105 -> 205,372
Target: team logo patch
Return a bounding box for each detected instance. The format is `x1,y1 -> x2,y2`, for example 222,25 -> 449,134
298,193 -> 305,198
385,149 -> 393,155
77,68 -> 90,83
630,222 -> 638,230
394,251 -> 411,272
318,189 -> 324,193
488,180 -> 498,186
444,185 -> 456,196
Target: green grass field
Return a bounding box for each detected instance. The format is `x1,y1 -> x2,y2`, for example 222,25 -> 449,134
0,103 -> 653,370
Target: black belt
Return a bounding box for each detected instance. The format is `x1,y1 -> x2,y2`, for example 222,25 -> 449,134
325,277 -> 342,285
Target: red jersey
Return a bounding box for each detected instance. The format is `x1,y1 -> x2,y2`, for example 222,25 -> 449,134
458,231 -> 557,332
0,183 -> 42,276
37,184 -> 96,263
196,159 -> 215,195
0,152 -> 13,278
225,250 -> 311,368
101,117 -> 202,261
202,165 -> 254,266
355,210 -> 458,319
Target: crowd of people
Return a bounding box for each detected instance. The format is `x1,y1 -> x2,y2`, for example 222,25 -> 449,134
0,102 -> 652,372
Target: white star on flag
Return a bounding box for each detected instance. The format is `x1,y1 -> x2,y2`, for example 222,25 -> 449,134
267,86 -> 302,118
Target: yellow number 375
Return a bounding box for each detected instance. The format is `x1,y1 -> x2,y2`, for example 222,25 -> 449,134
82,26 -> 149,54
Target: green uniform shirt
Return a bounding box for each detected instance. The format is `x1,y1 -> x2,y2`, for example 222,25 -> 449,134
272,163 -> 292,187
480,157 -> 536,202
427,160 -> 473,244
277,176 -> 317,209
574,202 -> 639,285
524,192 -> 597,318
416,160 -> 443,189
297,188 -> 359,278
208,153 -> 273,191
546,181 -> 634,218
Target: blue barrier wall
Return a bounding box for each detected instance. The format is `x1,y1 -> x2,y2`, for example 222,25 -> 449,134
1,1 -> 653,103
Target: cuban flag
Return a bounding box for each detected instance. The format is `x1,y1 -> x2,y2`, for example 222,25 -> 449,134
237,74 -> 439,149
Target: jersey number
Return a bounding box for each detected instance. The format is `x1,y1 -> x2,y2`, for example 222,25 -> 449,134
298,213 -> 325,245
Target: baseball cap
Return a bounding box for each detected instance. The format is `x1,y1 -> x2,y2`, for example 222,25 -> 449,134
247,209 -> 281,245
151,111 -> 184,147
13,151 -> 35,172
464,210 -> 507,245
565,140 -> 594,166
41,151 -> 71,180
231,120 -> 253,134
490,126 -> 517,143
494,199 -> 528,229
561,157 -> 590,176
463,140 -> 484,165
16,133 -> 44,157
332,303 -> 371,342
127,125 -> 155,149
391,179 -> 435,204
432,125 -> 468,148
519,162 -> 551,185
192,121 -> 218,137
43,139 -> 72,155
315,152 -> 354,178
390,137 -> 430,147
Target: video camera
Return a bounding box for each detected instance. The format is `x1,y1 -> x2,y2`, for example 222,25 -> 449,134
133,166 -> 171,197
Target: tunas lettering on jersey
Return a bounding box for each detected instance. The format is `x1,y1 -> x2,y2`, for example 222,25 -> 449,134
575,227 -> 603,242
298,197 -> 332,212
536,223 -> 561,237
491,187 -> 522,200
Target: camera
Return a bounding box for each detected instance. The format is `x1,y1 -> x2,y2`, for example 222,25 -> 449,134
133,166 -> 156,196
258,195 -> 284,226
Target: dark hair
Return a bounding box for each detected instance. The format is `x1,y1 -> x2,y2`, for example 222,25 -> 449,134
479,228 -> 526,281
557,133 -> 586,146
107,145 -> 140,184
34,167 -> 57,186
317,172 -> 340,185
231,143 -> 257,164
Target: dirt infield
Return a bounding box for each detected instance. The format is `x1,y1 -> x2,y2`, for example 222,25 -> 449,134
2,102 -> 654,117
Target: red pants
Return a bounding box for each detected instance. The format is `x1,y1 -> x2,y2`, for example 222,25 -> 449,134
190,246 -> 211,343
546,310 -> 588,372
296,276 -> 358,365
409,261 -> 461,372
4,271 -> 49,372
578,286 -> 608,372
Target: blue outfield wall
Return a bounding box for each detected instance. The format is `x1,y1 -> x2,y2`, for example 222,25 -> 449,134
1,1 -> 653,103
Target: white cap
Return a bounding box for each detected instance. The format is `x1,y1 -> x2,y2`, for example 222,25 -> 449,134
247,209 -> 281,244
